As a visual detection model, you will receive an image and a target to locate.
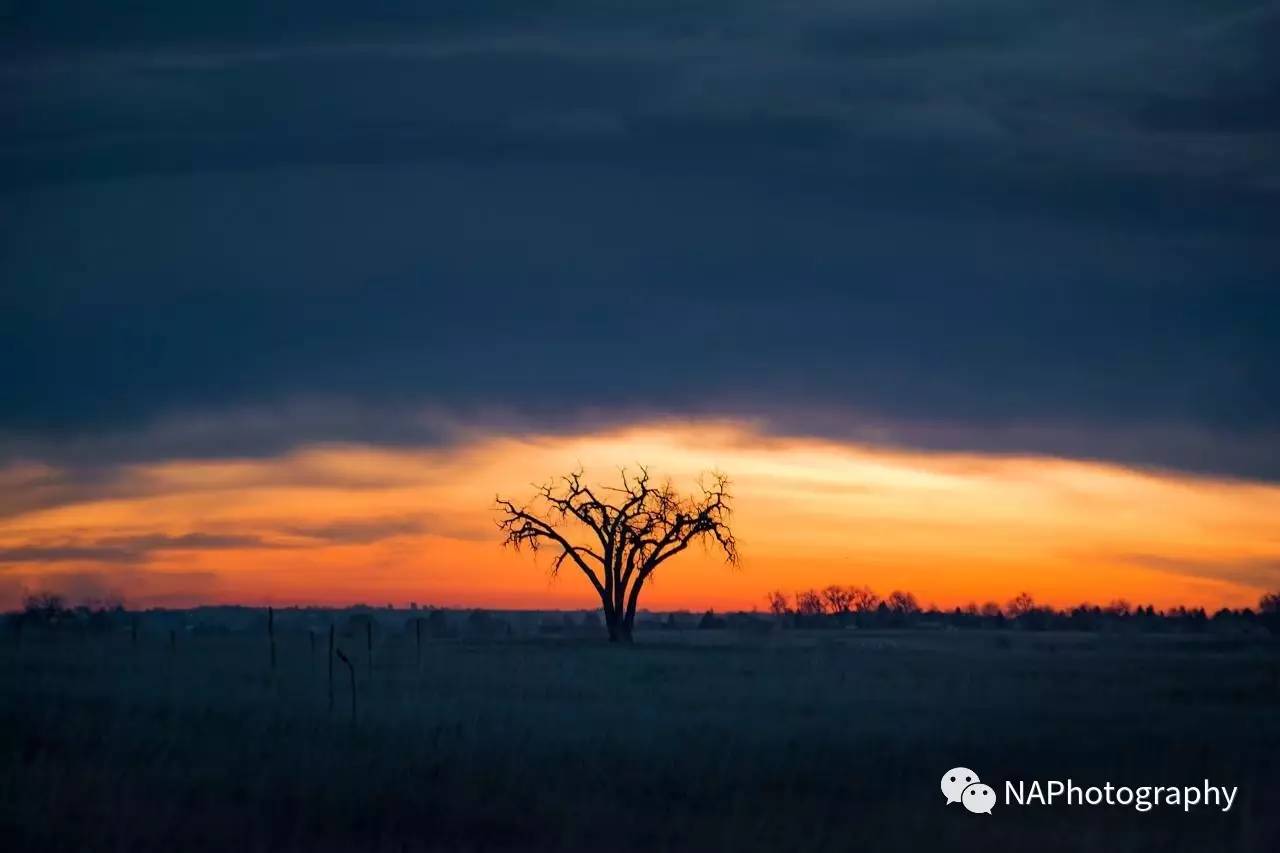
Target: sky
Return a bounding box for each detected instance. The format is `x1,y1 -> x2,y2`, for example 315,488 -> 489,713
2,2 -> 1278,611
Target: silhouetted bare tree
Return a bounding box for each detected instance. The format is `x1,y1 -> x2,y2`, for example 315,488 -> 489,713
886,590 -> 920,614
1006,591 -> 1035,617
795,589 -> 825,616
848,586 -> 879,613
23,592 -> 70,625
822,585 -> 856,614
1107,598 -> 1132,617
497,467 -> 738,643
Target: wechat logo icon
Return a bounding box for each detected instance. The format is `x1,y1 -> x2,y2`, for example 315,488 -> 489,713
941,767 -> 995,814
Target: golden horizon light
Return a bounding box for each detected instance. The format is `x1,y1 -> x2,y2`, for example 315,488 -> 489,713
1,420 -> 1277,612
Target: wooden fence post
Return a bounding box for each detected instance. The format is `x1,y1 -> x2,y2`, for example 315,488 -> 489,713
335,647 -> 356,728
327,623 -> 335,713
268,606 -> 277,673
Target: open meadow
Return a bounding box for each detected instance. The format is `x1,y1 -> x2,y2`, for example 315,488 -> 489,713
3,621 -> 1278,852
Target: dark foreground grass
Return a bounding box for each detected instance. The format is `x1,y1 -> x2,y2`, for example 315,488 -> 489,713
2,628 -> 1278,852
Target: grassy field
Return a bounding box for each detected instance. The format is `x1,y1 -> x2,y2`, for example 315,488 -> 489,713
2,625 -> 1278,852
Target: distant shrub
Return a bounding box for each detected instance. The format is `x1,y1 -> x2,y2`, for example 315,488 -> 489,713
726,613 -> 772,634
23,592 -> 71,625
467,609 -> 507,638
697,609 -> 727,630
427,609 -> 451,638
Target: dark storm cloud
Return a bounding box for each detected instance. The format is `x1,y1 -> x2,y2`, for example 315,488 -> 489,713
1138,90 -> 1280,133
0,567 -> 219,606
283,518 -> 423,545
2,2 -> 1277,479
0,517 -> 448,566
281,515 -> 487,544
0,533 -> 275,564
1125,555 -> 1280,591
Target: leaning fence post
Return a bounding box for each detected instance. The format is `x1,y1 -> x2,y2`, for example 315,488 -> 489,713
328,624 -> 335,713
365,620 -> 373,679
415,618 -> 422,672
335,646 -> 357,728
267,606 -> 277,673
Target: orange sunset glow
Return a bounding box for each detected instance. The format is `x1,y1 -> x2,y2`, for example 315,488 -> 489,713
3,420 -> 1277,612
8,6 -> 1280,850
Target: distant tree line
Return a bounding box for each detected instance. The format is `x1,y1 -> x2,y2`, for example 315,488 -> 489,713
758,587 -> 1280,634
10,589 -> 1280,638
3,595 -> 607,641
11,592 -> 125,632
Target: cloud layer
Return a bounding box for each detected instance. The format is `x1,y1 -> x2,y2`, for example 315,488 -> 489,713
2,2 -> 1277,479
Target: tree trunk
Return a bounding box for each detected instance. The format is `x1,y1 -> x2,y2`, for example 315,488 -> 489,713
620,573 -> 647,642
602,602 -> 633,643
